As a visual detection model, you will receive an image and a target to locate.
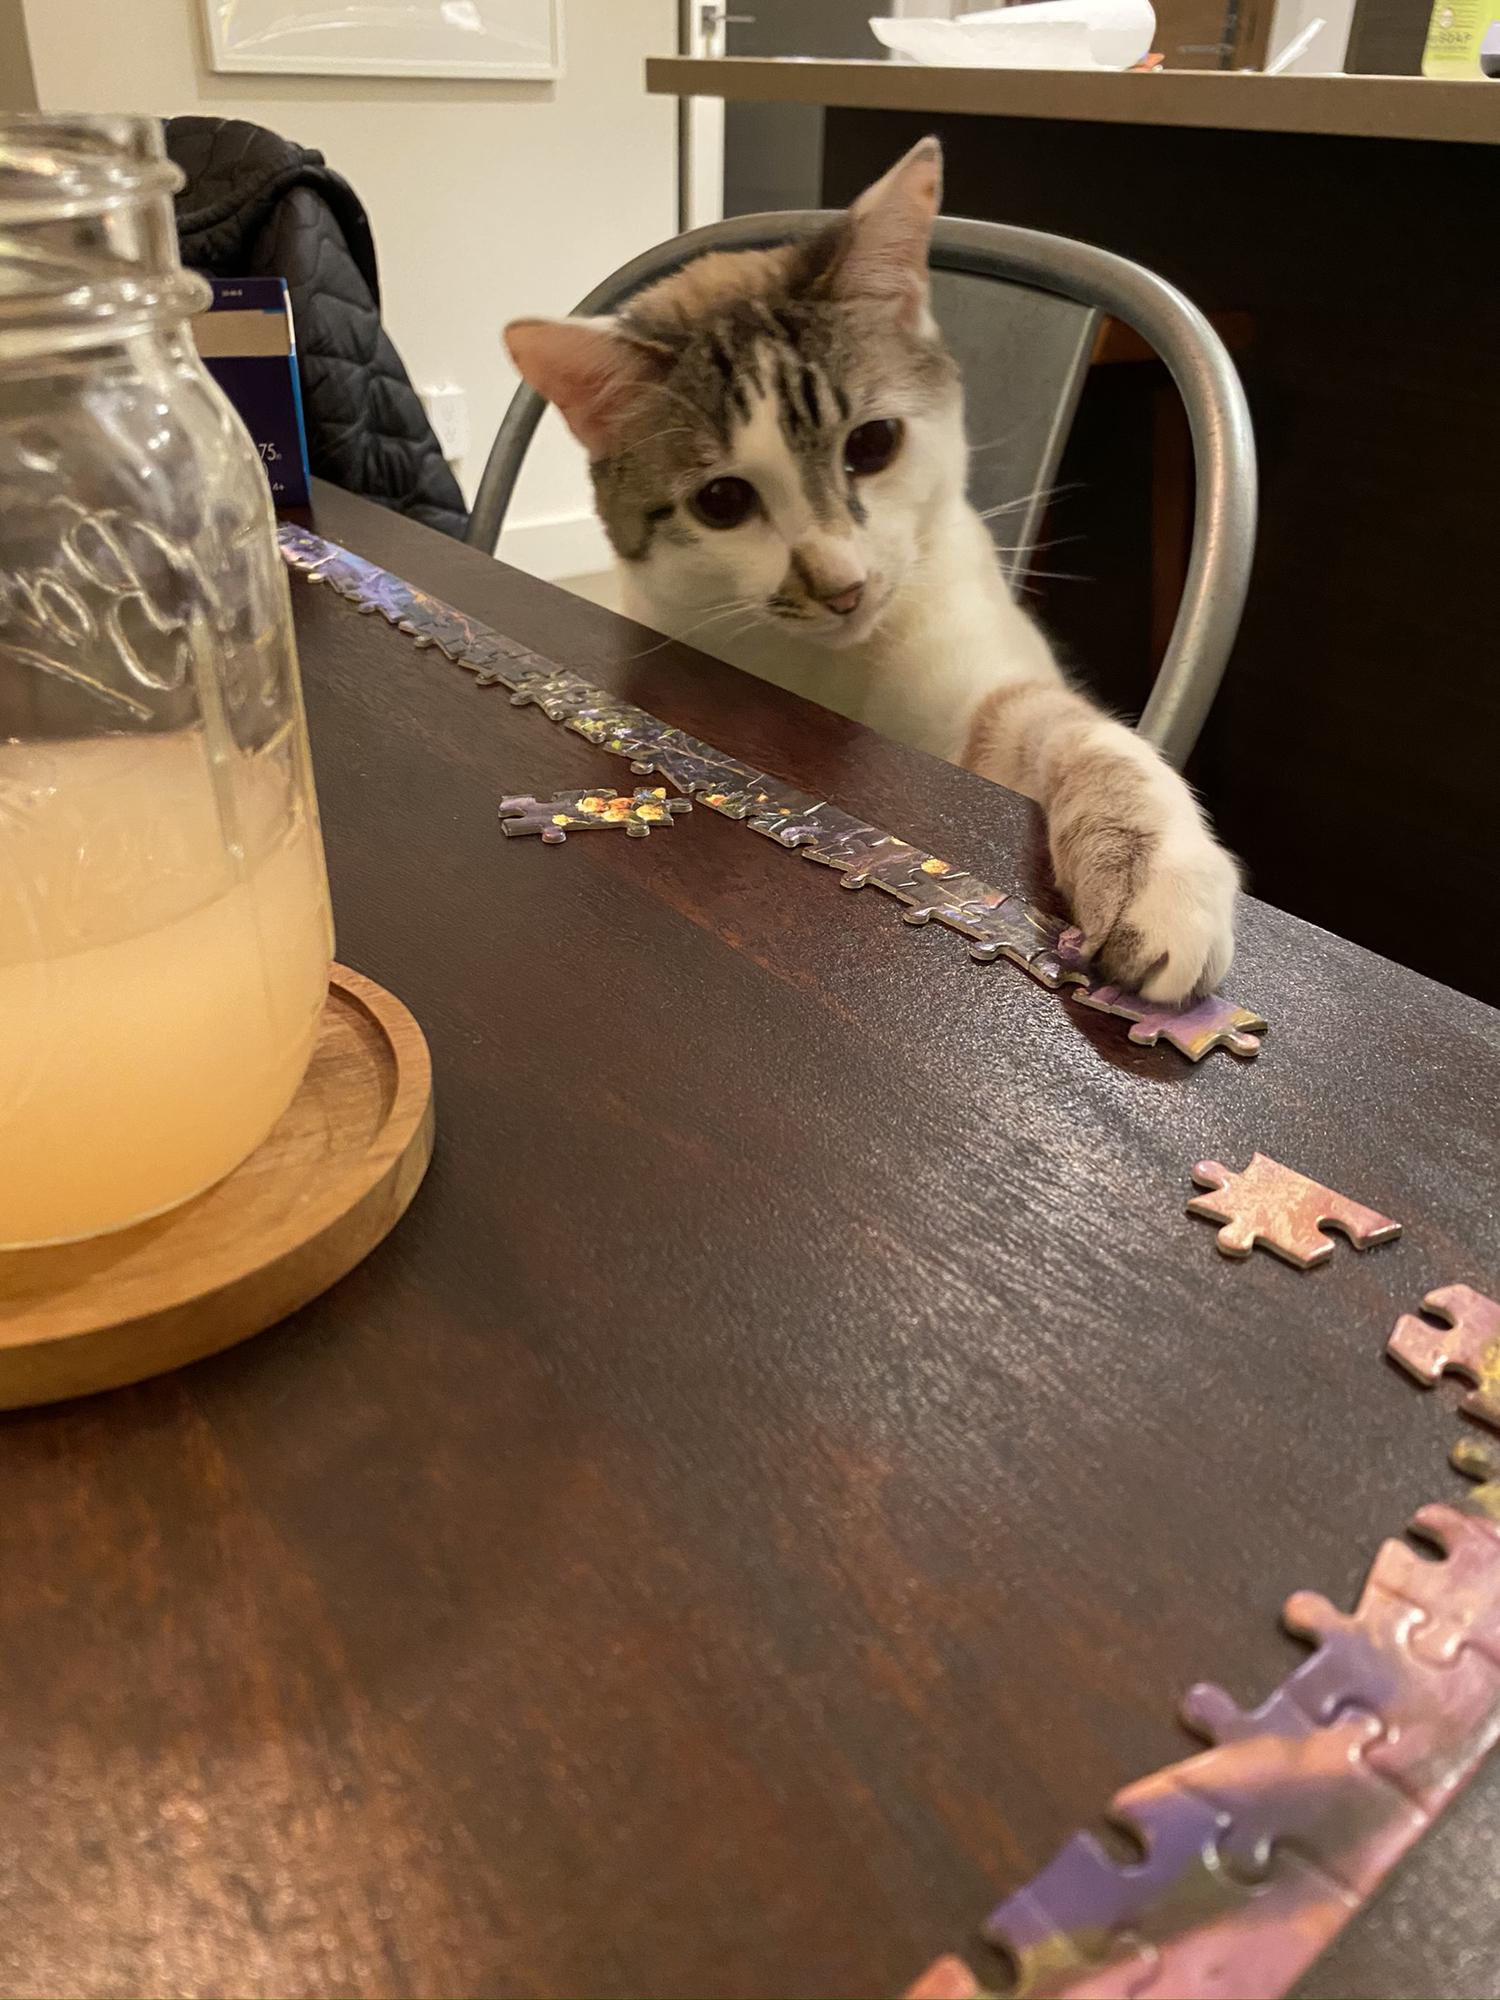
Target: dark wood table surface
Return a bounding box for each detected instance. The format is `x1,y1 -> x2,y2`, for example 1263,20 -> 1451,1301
6,482 -> 1500,2000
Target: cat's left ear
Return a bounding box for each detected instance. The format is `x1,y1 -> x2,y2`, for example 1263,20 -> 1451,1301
828,137 -> 942,327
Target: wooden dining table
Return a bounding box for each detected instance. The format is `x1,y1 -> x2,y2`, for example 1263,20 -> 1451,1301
5,481 -> 1500,2000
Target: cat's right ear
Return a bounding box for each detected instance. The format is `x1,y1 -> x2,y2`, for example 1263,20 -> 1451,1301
504,317 -> 672,456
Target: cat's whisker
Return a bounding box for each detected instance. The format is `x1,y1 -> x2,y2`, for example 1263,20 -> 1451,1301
966,425 -> 1026,457
975,481 -> 1083,523
989,533 -> 1086,558
616,596 -> 760,662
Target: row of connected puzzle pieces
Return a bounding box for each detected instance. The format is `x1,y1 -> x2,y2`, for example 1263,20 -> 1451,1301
909,1497 -> 1500,2000
908,1281 -> 1500,2000
277,525 -> 1267,1065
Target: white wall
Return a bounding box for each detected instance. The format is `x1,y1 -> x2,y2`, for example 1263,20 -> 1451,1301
19,0 -> 680,577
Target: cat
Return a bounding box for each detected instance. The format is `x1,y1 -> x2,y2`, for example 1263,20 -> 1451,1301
505,138 -> 1239,1003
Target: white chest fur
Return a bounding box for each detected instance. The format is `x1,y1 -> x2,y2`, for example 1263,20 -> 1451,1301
622,497 -> 1061,766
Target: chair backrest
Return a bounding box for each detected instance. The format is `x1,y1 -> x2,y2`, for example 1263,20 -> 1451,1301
466,212 -> 1256,770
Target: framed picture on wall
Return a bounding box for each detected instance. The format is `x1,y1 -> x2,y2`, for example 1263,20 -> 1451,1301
201,0 -> 563,80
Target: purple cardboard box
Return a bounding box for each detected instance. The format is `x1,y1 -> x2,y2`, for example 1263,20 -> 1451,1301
194,276 -> 312,508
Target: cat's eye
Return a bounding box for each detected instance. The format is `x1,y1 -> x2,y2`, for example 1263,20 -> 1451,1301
690,476 -> 759,530
844,418 -> 904,477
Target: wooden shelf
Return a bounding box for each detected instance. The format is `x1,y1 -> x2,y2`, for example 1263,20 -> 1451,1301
646,57 -> 1500,147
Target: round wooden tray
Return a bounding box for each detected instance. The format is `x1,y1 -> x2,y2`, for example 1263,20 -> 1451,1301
0,965 -> 434,1410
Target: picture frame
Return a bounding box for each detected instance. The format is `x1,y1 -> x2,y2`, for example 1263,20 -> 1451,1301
201,0 -> 563,81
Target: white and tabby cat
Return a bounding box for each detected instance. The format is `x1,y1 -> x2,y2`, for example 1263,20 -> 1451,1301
506,138 -> 1238,1001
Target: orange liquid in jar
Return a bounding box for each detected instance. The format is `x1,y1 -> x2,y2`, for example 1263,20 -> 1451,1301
0,728 -> 332,1248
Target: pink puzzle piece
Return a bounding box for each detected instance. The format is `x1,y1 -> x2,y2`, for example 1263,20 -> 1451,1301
1187,1154 -> 1402,1269
1375,1504 -> 1500,1673
1387,1285 -> 1500,1431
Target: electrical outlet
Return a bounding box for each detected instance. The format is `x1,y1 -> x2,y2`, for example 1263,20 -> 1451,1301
420,384 -> 470,465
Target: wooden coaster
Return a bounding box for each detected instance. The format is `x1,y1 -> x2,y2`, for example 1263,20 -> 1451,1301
0,965 -> 434,1410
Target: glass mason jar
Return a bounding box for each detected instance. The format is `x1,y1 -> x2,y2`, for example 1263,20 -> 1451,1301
0,114 -> 334,1250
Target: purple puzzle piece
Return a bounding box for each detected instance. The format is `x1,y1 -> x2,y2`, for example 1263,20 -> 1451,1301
979,1785 -> 1227,1996
1071,984 -> 1268,1062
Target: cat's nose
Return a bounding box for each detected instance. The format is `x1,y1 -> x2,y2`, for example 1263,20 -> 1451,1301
820,582 -> 865,617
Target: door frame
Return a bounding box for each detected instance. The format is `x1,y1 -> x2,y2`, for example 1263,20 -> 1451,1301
679,0 -> 727,230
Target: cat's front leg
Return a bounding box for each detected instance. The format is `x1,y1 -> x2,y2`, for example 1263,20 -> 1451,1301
965,681 -> 1240,1003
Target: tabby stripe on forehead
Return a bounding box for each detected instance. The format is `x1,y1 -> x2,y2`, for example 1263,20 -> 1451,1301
776,354 -> 806,437
797,364 -> 823,432
707,332 -> 751,426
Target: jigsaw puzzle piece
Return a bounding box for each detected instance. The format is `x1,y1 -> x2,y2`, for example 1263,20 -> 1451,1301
986,1772 -> 1364,2000
694,774 -> 821,828
904,1955 -> 992,1999
1170,1688 -> 1422,1897
1363,1504 -> 1500,1672
508,667 -> 606,722
1072,987 -> 1267,1062
1454,1433 -> 1500,1526
1282,1574 -> 1500,1817
562,692 -> 664,759
797,817 -> 897,877
831,841 -> 1011,927
983,1783 -> 1241,1996
1388,1285 -> 1500,1431
966,897 -> 1071,986
1186,1154 -> 1402,1268
897,880 -> 1009,936
497,787 -> 690,842
1123,1844 -> 1355,2000
626,727 -> 762,797
741,789 -> 837,846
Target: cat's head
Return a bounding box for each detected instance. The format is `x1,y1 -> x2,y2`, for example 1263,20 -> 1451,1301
505,139 -> 962,650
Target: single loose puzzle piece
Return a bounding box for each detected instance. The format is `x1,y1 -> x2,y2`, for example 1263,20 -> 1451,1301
1187,1154 -> 1401,1268
1073,986 -> 1268,1063
918,1495 -> 1500,2000
1388,1285 -> 1500,1431
497,787 -> 690,842
279,530 -> 1268,1063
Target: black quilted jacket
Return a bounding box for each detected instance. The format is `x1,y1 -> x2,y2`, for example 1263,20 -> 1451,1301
166,117 -> 468,539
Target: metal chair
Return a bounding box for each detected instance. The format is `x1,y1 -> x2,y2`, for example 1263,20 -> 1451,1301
466,212 -> 1256,770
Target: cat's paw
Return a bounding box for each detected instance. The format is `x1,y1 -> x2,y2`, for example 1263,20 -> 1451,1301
1072,823 -> 1239,1004
1050,752 -> 1240,1004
